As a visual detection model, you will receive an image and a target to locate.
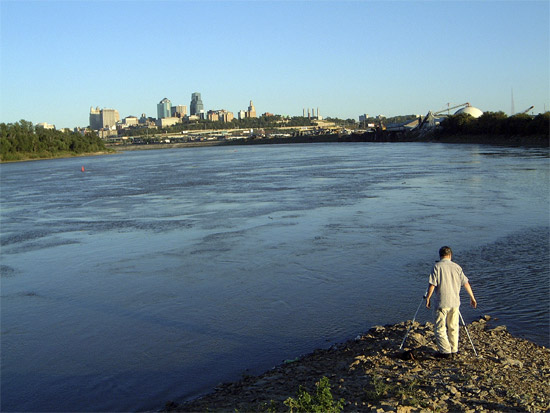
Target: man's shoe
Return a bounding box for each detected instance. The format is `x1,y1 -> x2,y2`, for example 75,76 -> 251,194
436,352 -> 451,359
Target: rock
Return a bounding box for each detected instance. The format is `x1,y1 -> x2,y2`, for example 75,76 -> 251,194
502,357 -> 524,368
490,325 -> 507,333
409,332 -> 427,346
371,325 -> 386,333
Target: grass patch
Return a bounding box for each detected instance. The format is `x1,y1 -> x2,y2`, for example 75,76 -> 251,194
364,376 -> 430,408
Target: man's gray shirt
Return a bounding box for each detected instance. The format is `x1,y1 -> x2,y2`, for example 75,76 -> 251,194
429,258 -> 469,308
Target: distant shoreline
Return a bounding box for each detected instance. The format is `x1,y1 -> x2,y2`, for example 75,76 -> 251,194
0,150 -> 116,164
110,132 -> 549,151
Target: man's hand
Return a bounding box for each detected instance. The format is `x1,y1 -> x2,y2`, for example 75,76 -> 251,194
464,282 -> 477,309
425,284 -> 435,309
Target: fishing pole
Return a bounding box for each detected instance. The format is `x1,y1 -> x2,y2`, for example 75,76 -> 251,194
459,310 -> 478,357
399,290 -> 428,350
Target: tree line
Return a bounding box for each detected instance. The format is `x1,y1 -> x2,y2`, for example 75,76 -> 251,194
1,120 -> 108,162
438,111 -> 549,137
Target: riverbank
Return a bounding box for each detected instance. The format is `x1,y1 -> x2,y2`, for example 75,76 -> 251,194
0,149 -> 116,163
108,141 -> 222,151
165,316 -> 549,412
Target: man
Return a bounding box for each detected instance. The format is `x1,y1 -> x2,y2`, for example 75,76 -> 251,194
426,246 -> 477,358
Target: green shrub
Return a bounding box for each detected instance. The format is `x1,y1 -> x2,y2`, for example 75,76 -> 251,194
284,376 -> 345,413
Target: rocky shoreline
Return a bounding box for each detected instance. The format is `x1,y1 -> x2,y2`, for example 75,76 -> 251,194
165,316 -> 549,412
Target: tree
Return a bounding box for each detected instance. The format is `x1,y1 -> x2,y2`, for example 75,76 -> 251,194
0,120 -> 108,162
473,111 -> 508,134
440,113 -> 474,134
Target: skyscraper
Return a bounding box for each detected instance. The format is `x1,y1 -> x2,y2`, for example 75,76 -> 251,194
190,92 -> 204,116
101,108 -> 120,129
89,107 -> 102,130
247,100 -> 256,118
157,98 -> 172,119
89,106 -> 120,130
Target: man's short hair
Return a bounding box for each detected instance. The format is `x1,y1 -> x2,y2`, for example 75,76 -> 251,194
439,246 -> 453,258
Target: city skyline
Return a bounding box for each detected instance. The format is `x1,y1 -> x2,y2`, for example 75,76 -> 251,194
88,95 -> 264,133
1,1 -> 548,129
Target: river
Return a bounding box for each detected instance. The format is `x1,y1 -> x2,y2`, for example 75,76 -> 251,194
1,142 -> 548,412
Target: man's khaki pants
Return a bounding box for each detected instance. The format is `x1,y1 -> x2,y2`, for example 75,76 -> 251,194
434,307 -> 460,354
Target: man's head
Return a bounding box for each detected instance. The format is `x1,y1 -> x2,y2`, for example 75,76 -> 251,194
439,246 -> 452,259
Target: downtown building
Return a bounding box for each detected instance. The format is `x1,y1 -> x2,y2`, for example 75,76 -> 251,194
157,98 -> 172,119
190,92 -> 205,119
171,105 -> 187,118
89,106 -> 120,130
156,98 -> 183,128
207,109 -> 234,122
247,100 -> 256,118
238,101 -> 257,120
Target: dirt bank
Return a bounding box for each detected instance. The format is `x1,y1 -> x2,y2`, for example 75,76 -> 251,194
108,141 -> 222,151
165,315 -> 549,412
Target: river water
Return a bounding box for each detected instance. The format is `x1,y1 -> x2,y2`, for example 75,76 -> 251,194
1,143 -> 548,412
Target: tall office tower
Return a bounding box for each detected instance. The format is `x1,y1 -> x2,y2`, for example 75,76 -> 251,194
157,98 -> 172,119
247,100 -> 256,118
190,93 -> 204,116
89,107 -> 102,130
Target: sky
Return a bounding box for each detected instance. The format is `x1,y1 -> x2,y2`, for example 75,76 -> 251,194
0,0 -> 548,129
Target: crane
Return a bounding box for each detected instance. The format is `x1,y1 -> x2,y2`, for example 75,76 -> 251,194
518,105 -> 534,115
416,102 -> 474,131
434,102 -> 471,116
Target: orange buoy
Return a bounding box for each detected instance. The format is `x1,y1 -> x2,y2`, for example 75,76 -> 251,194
81,166 -> 85,172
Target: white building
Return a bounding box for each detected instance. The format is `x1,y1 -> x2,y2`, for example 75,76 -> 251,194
36,122 -> 55,130
156,117 -> 180,128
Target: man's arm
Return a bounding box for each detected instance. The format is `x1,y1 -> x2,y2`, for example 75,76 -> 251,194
464,281 -> 477,308
425,284 -> 435,309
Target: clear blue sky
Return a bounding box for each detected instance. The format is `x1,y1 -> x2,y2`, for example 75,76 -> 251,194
1,0 -> 548,129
